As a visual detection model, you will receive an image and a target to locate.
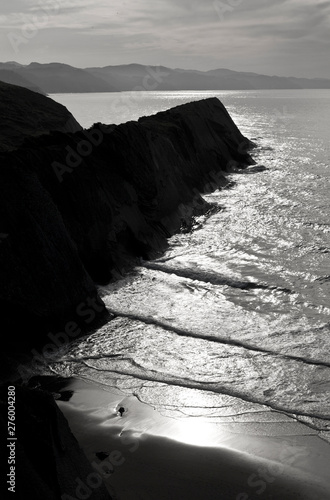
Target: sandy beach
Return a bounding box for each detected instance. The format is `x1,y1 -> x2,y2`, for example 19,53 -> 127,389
56,378 -> 330,500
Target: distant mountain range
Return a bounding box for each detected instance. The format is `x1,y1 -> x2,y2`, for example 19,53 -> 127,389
1,61 -> 330,94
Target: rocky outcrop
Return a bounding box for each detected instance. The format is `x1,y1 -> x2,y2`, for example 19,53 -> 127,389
0,97 -> 254,356
0,96 -> 254,498
0,383 -> 112,499
0,81 -> 82,152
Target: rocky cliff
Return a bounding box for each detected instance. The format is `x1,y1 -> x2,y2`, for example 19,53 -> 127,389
0,96 -> 254,500
0,80 -> 82,152
0,383 -> 112,499
0,97 -> 254,359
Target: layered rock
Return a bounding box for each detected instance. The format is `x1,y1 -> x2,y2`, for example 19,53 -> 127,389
0,97 -> 254,355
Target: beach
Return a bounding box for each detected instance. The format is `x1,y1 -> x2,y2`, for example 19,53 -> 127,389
2,88 -> 330,499
57,378 -> 330,500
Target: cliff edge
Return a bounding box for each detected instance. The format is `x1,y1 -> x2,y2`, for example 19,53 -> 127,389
0,95 -> 254,500
0,80 -> 82,152
0,96 -> 254,359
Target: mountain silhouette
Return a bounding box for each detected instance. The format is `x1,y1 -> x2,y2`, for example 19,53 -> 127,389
1,61 -> 330,93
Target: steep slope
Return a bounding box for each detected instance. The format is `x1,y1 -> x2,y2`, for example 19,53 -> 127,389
0,97 -> 254,354
0,81 -> 82,151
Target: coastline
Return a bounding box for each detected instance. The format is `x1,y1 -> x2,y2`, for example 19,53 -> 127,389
56,378 -> 330,500
2,86 -> 330,500
0,96 -> 255,352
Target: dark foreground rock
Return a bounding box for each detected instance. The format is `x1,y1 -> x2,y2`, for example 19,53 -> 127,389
0,96 -> 254,500
0,384 -> 112,500
0,80 -> 82,152
0,97 -> 254,357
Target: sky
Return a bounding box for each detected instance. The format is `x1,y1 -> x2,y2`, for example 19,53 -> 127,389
0,0 -> 330,78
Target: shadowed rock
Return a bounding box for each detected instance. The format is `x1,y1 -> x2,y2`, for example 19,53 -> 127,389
0,96 -> 254,356
0,94 -> 255,500
0,80 -> 82,152
0,385 -> 112,499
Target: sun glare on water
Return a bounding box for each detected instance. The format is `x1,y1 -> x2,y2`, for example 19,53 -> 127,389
170,418 -> 229,447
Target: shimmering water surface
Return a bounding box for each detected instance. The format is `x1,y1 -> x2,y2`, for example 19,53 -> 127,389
50,90 -> 330,442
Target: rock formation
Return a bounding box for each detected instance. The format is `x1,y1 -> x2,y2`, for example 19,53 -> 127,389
0,383 -> 112,499
0,94 -> 255,500
0,96 -> 254,357
0,80 -> 82,152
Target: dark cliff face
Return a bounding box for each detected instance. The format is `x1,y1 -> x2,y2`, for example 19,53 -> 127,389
0,80 -> 82,152
0,97 -> 254,357
0,383 -> 112,499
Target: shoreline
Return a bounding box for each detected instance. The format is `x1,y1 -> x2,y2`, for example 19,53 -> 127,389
2,89 -> 330,499
56,377 -> 330,500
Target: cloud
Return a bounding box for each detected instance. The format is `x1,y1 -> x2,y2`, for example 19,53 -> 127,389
0,0 -> 329,78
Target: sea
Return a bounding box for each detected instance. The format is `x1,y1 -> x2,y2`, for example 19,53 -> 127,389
49,90 -> 330,444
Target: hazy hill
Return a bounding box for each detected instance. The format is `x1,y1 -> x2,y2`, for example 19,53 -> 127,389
1,61 -> 330,93
287,76 -> 330,89
205,68 -> 302,89
0,69 -> 45,94
85,64 -> 330,90
86,63 -> 254,90
0,62 -> 116,93
0,80 -> 82,151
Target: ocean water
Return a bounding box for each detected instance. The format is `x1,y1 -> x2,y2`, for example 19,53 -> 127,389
49,90 -> 330,443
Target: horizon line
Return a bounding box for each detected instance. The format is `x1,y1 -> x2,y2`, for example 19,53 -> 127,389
1,60 -> 330,82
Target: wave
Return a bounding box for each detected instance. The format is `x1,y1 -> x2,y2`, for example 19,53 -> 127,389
52,356 -> 330,435
142,261 -> 293,293
102,308 -> 330,369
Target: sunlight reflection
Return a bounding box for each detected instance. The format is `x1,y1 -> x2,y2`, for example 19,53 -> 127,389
172,418 -> 228,447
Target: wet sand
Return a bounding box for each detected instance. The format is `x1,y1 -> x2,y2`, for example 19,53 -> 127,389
56,378 -> 330,500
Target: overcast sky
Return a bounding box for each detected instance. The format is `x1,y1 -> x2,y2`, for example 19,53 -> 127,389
1,0 -> 330,78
